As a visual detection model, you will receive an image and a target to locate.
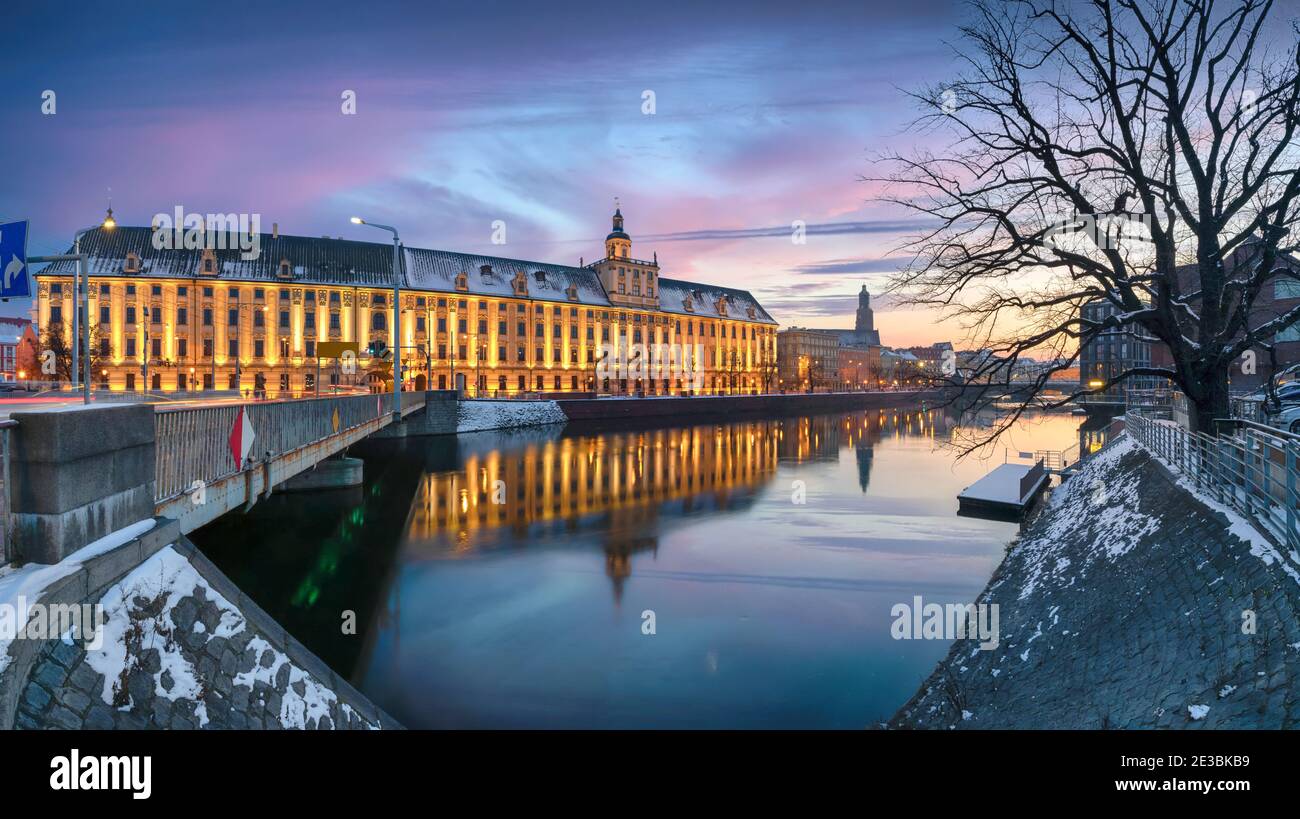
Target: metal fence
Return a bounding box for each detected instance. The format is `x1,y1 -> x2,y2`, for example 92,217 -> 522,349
0,420 -> 15,566
1125,409 -> 1300,553
155,391 -> 422,503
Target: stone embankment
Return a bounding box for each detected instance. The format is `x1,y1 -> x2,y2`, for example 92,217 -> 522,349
1,518 -> 398,730
557,389 -> 945,422
891,435 -> 1300,729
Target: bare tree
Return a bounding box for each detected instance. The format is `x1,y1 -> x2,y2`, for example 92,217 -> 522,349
876,0 -> 1300,441
39,322 -> 106,383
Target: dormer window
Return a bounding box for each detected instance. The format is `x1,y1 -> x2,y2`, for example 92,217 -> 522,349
200,248 -> 217,275
533,270 -> 547,283
278,258 -> 292,279
455,272 -> 469,291
746,306 -> 757,319
479,264 -> 493,276
511,270 -> 528,296
683,297 -> 695,312
566,282 -> 579,301
124,252 -> 141,273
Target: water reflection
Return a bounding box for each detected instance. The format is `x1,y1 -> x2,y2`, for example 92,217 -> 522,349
200,406 -> 1081,728
400,411 -> 972,601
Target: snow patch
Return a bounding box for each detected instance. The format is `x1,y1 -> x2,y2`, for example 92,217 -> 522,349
456,399 -> 566,433
84,546 -> 245,724
1016,437 -> 1161,600
0,519 -> 156,676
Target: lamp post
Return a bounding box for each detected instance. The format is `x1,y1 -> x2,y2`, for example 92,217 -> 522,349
351,217 -> 402,419
73,208 -> 115,403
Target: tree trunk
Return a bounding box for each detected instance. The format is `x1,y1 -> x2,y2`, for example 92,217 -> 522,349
1187,369 -> 1231,435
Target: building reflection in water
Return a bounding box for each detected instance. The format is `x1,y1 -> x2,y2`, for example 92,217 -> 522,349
405,423 -> 778,600
399,408 -> 954,600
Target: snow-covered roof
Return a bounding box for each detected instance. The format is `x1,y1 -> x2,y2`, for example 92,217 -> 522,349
656,277 -> 778,325
404,247 -> 609,307
37,226 -> 776,322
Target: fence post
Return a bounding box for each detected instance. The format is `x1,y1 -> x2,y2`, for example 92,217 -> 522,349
1288,444 -> 1297,553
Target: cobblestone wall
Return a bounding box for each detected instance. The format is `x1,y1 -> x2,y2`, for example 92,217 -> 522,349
12,535 -> 397,730
891,436 -> 1300,729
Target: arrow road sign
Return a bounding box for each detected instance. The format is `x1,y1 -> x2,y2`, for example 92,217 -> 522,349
0,219 -> 31,299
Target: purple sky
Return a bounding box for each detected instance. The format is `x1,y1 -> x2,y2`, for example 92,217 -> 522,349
2,0 -> 963,345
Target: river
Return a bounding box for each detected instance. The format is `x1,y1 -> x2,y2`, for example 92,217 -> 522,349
194,405 -> 1083,728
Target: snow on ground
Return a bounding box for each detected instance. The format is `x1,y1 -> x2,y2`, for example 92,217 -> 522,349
0,518 -> 156,676
85,544 -> 377,729
231,636 -> 365,730
1138,440 -> 1300,587
1013,437 -> 1162,600
84,546 -> 239,725
456,399 -> 566,432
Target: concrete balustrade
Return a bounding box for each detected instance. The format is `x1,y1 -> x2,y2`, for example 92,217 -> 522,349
8,404 -> 157,564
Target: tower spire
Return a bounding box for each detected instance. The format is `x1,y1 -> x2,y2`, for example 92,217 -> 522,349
606,199 -> 630,259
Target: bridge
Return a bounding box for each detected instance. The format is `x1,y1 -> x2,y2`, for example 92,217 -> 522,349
155,391 -> 427,533
3,390 -> 436,563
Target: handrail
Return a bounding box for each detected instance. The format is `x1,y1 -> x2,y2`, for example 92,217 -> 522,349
1125,409 -> 1300,554
0,420 -> 15,566
154,391 -> 423,503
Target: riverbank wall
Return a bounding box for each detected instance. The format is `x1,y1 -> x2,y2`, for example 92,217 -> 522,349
377,389 -> 947,437
0,518 -> 399,730
557,389 -> 946,423
890,434 -> 1300,729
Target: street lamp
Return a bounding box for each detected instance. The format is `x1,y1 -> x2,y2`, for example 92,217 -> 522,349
73,207 -> 116,403
351,217 -> 403,419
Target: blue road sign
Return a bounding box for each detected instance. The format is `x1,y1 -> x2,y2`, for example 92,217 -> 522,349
0,219 -> 31,299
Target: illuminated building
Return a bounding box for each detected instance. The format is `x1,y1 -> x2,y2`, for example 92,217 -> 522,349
33,208 -> 777,397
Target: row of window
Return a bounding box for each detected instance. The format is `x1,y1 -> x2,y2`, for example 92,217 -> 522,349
52,304 -> 771,343
47,282 -> 770,333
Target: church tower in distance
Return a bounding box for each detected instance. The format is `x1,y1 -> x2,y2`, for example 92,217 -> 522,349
855,284 -> 875,339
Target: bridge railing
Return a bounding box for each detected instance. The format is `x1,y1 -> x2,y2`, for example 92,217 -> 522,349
0,419 -> 15,567
1125,409 -> 1300,553
155,392 -> 422,504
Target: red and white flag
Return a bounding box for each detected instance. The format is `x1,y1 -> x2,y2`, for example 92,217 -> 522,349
229,406 -> 255,470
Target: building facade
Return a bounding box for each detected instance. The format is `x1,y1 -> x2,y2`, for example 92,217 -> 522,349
1078,299 -> 1159,404
776,285 -> 884,390
33,210 -> 778,398
776,328 -> 841,391
0,318 -> 36,380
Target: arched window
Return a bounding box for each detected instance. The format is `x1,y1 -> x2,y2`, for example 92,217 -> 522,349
372,312 -> 386,331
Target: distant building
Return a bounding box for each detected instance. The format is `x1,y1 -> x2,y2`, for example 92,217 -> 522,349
1197,243 -> 1300,392
776,327 -> 840,391
0,317 -> 36,380
838,345 -> 882,389
1089,242 -> 1300,398
776,285 -> 883,390
1078,299 -> 1159,404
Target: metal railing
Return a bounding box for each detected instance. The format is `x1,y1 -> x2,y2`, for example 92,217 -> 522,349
0,419 -> 15,566
1006,443 -> 1079,472
1125,409 -> 1300,553
154,391 -> 423,503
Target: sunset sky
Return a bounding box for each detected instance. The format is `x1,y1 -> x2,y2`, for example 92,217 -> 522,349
1,0 -> 963,345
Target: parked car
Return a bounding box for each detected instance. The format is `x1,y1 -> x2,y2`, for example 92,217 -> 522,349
1243,380 -> 1300,404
